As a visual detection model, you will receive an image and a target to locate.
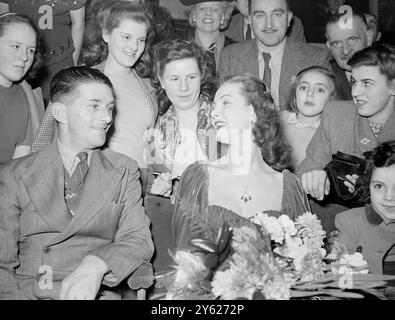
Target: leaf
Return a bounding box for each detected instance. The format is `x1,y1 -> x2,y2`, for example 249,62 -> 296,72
190,238 -> 217,253
291,289 -> 364,299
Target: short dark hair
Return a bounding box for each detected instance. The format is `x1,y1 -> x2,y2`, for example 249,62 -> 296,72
348,43 -> 395,81
152,39 -> 216,115
358,140 -> 395,203
50,66 -> 114,104
248,0 -> 291,14
0,13 -> 44,80
223,73 -> 292,171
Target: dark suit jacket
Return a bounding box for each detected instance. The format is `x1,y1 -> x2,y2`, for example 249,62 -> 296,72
330,59 -> 353,101
0,143 -> 154,299
297,101 -> 395,175
218,38 -> 331,110
224,13 -> 306,43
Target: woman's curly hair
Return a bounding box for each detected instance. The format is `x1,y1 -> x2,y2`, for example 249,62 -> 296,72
187,1 -> 235,30
79,0 -> 154,78
224,74 -> 292,171
0,13 -> 44,81
357,140 -> 395,203
151,38 -> 217,115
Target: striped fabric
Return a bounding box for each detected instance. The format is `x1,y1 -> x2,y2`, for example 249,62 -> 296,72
64,152 -> 88,216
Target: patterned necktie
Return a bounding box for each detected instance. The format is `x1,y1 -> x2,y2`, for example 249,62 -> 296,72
262,52 -> 272,91
64,152 -> 89,216
245,23 -> 252,41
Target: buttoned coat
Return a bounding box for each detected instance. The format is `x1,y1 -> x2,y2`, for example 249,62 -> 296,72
297,101 -> 395,175
0,143 -> 154,299
218,38 -> 331,110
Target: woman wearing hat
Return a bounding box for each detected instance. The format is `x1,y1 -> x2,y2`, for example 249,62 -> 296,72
180,0 -> 235,73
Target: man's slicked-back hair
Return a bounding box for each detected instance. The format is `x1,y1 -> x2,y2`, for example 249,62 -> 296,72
248,0 -> 291,14
50,66 -> 114,104
348,43 -> 395,81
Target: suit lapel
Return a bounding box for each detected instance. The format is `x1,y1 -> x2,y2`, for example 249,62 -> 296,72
354,111 -> 378,155
379,108 -> 395,143
240,40 -> 260,78
46,149 -> 126,246
280,39 -> 306,107
23,143 -> 71,232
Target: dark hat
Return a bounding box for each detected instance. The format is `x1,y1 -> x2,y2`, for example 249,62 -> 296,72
180,0 -> 234,6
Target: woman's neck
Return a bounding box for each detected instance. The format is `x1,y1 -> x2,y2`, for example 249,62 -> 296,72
104,56 -> 133,77
216,136 -> 274,176
195,29 -> 219,49
296,112 -> 321,125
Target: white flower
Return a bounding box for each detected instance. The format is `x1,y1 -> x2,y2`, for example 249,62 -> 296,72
253,213 -> 284,243
339,253 -> 368,268
278,215 -> 297,236
172,251 -> 207,287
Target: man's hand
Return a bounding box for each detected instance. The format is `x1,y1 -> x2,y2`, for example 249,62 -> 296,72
301,170 -> 330,201
59,255 -> 109,300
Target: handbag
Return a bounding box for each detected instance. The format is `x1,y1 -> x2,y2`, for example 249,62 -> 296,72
324,151 -> 369,207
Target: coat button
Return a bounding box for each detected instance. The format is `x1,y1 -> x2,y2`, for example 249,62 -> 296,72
43,246 -> 51,254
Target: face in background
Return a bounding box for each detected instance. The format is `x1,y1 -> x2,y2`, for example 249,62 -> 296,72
370,164 -> 395,220
56,82 -> 115,152
212,81 -> 254,144
192,2 -> 225,33
295,70 -> 333,120
103,18 -> 148,70
236,0 -> 249,18
250,0 -> 292,48
0,22 -> 36,88
351,65 -> 395,123
326,16 -> 373,72
159,57 -> 202,111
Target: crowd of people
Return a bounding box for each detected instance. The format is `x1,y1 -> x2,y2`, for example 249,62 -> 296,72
0,0 -> 394,300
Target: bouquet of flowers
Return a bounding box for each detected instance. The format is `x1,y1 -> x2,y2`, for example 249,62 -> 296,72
153,213 -> 394,300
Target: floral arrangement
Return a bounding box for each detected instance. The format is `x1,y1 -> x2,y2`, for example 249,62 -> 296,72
153,213 -> 394,300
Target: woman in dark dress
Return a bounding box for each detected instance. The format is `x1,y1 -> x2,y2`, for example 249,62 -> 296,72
173,74 -> 311,251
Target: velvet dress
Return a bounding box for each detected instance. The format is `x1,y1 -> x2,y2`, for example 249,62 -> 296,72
172,163 -> 311,251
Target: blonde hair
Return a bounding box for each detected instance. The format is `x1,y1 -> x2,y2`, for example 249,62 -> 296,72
187,2 -> 235,30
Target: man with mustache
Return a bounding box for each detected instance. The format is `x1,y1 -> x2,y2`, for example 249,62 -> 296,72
225,0 -> 306,43
0,66 -> 154,299
326,11 -> 373,100
218,0 -> 330,111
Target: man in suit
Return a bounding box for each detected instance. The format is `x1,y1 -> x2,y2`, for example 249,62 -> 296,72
326,12 -> 373,100
297,44 -> 395,232
225,0 -> 306,43
0,66 -> 154,300
218,0 -> 330,111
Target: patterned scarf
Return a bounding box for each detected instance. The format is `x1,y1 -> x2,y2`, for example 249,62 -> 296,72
154,99 -> 212,170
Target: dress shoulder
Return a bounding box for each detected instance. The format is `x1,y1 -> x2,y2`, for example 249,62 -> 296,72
281,169 -> 311,218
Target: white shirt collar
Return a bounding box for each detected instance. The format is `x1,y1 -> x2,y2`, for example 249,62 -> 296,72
287,112 -> 321,129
